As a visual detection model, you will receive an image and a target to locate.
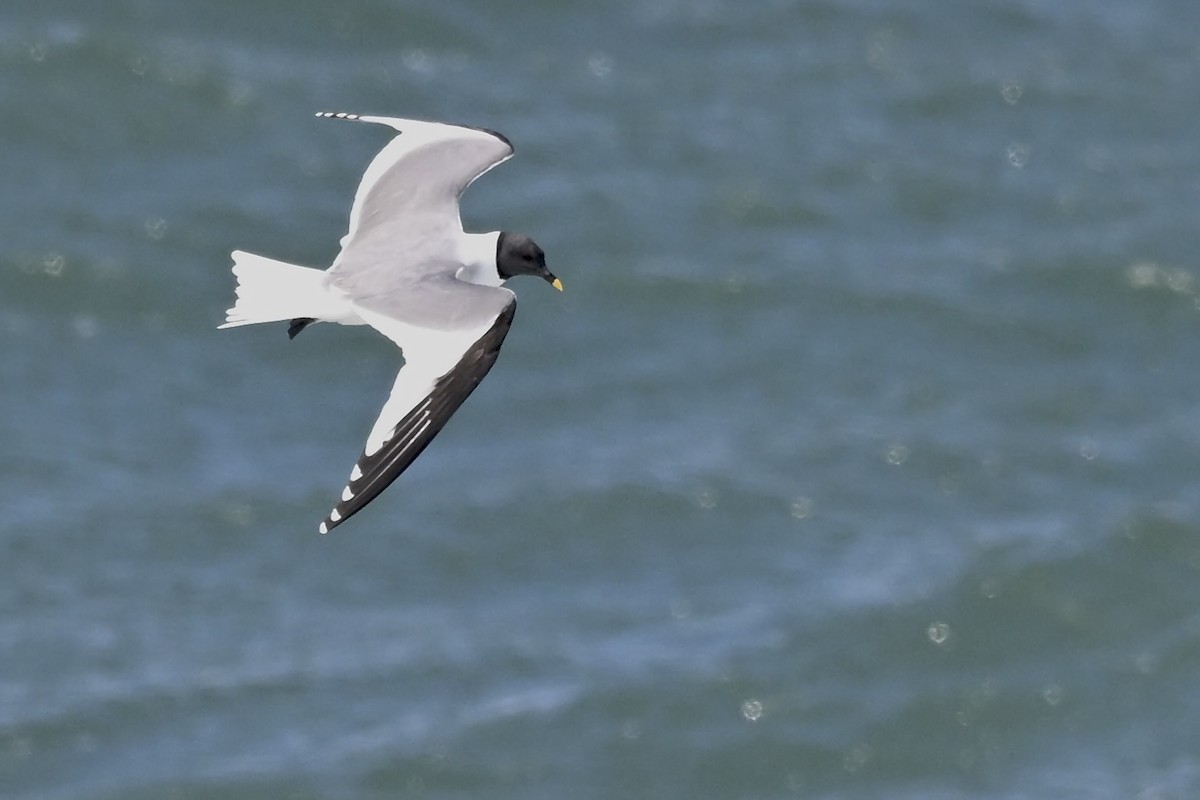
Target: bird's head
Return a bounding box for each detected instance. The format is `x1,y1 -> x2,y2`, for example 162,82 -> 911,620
496,232 -> 563,291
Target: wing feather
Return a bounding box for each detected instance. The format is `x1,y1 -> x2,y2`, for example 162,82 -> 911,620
318,301 -> 517,533
315,113 -> 513,285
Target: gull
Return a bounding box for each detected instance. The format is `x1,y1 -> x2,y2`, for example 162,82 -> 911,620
220,112 -> 562,533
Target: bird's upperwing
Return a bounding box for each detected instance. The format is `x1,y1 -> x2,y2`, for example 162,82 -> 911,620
317,112 -> 514,278
318,290 -> 517,534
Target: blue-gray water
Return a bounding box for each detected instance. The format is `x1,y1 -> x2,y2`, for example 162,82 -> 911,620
4,1 -> 1200,798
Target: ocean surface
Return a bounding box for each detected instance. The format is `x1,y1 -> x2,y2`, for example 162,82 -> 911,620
4,1 -> 1200,798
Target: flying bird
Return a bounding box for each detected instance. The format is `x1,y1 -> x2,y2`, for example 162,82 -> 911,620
220,112 -> 562,533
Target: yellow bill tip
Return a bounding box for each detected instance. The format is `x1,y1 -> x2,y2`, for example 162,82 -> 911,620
552,277 -> 564,292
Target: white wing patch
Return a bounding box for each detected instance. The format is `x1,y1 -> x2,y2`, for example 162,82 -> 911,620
352,306 -> 494,456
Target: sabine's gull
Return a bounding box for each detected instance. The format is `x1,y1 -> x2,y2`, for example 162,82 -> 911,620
220,112 -> 562,533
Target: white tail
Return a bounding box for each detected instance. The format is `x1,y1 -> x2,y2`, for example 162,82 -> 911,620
219,251 -> 340,329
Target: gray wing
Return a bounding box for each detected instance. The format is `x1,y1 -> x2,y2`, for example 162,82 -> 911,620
316,112 -> 513,289
350,266 -> 516,332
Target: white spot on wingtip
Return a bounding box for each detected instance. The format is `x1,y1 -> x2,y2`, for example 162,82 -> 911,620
330,508 -> 342,522
341,485 -> 354,502
350,464 -> 363,481
318,522 -> 329,534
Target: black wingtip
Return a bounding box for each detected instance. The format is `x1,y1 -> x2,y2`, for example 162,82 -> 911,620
287,318 -> 316,339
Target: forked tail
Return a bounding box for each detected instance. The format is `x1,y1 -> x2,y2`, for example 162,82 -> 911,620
218,251 -> 332,329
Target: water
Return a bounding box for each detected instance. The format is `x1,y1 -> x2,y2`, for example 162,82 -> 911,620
3,1 -> 1200,797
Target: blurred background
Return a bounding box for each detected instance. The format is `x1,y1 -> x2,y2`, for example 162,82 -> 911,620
3,1 -> 1200,798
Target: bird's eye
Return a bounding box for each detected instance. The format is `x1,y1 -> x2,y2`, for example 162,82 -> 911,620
523,253 -> 533,261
